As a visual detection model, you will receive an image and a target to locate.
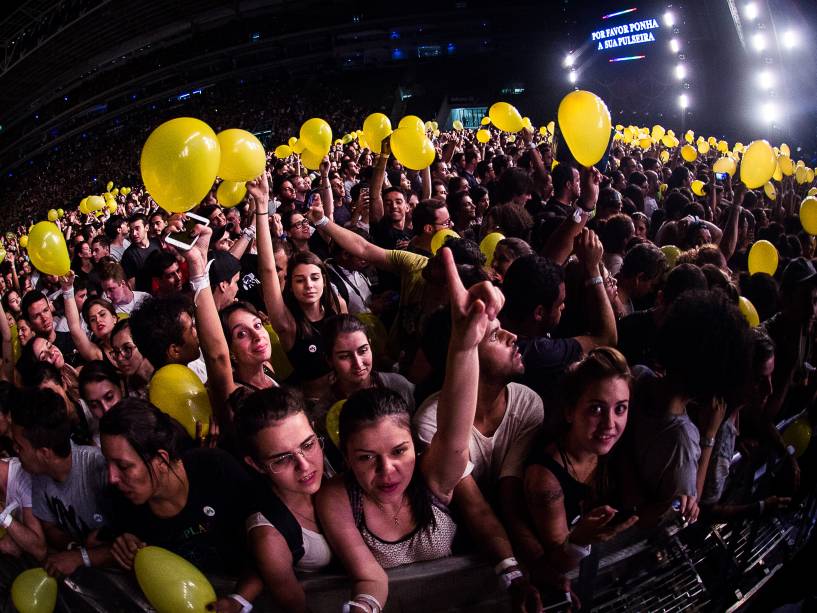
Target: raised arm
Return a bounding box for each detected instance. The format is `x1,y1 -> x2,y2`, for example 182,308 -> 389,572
228,199 -> 257,260
59,274 -> 103,361
719,184 -> 745,261
369,140 -> 390,224
540,208 -> 589,265
306,200 -> 393,271
0,297 -> 13,382
249,173 -> 297,350
420,248 -> 504,503
572,229 -> 617,352
319,158 -> 335,222
420,165 -> 432,201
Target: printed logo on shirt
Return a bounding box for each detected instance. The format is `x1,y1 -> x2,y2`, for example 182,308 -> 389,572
93,514 -> 104,524
308,344 -> 317,353
203,506 -> 215,517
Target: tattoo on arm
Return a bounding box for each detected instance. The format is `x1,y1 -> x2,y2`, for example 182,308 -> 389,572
529,487 -> 565,507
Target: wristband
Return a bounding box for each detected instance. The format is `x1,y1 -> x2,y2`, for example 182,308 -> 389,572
355,594 -> 382,613
0,512 -> 13,529
585,275 -> 603,287
499,569 -> 524,590
255,211 -> 269,216
241,226 -> 257,241
701,436 -> 716,448
228,593 -> 253,613
494,557 -> 519,575
79,546 -> 92,568
62,287 -> 75,299
342,603 -> 368,613
190,273 -> 210,293
313,216 -> 330,229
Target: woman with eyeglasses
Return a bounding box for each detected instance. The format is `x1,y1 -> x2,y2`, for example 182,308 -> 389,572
100,398 -> 264,612
235,386 -> 333,613
110,319 -> 153,398
282,210 -> 312,254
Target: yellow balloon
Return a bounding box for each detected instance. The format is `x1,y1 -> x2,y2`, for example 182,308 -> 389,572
808,168 -> 816,184
522,116 -> 533,131
431,121 -> 439,131
783,418 -> 813,458
354,311 -> 389,360
390,127 -> 435,170
47,209 -> 58,222
708,136 -> 717,146
476,129 -> 491,144
547,120 -> 555,135
106,181 -> 113,192
639,137 -> 652,150
87,195 -> 105,211
507,134 -> 517,143
713,156 -> 737,177
480,232 -> 505,268
557,90 -> 611,167
57,208 -> 64,218
216,129 -> 265,182
717,140 -> 729,153
363,113 -> 393,154
734,142 -> 744,153
800,197 -> 817,235
398,115 -> 425,132
274,144 -> 292,158
747,239 -> 779,276
684,130 -> 694,144
111,188 -> 119,197
430,229 -> 460,254
148,364 -> 212,439
741,140 -> 776,188
292,139 -> 306,154
809,187 -> 817,197
299,118 -> 332,155
796,165 -> 808,184
121,187 -> 131,195
135,546 -> 216,613
797,159 -> 806,168
216,181 -> 247,207
11,568 -> 57,613
691,180 -> 705,197
651,124 -> 665,139
481,116 -> 491,126
262,324 -> 294,381
661,245 -> 681,268
107,201 -> 117,214
681,145 -> 697,162
141,118 -> 220,214
698,141 -> 710,155
325,400 -> 345,447
738,296 -> 760,327
18,235 -> 28,249
488,102 -> 524,133
300,148 -> 324,171
288,136 -> 297,147
660,150 -> 670,163
28,222 -> 69,276
763,182 -> 777,201
453,120 -> 464,131
773,160 -> 783,182
661,134 -> 675,148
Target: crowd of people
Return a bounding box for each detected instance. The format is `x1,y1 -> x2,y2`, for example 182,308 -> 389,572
0,111 -> 809,613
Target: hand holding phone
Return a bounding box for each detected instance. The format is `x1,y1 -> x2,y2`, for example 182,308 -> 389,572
164,212 -> 210,252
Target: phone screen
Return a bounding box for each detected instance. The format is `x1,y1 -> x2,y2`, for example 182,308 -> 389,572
715,172 -> 728,182
167,214 -> 208,249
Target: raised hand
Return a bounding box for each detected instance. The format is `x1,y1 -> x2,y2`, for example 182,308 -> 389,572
246,172 -> 270,209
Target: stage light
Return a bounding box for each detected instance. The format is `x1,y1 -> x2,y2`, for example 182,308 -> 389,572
569,70 -> 578,84
663,11 -> 675,27
679,94 -> 689,109
761,102 -> 778,122
757,70 -> 774,90
744,3 -> 758,21
783,30 -> 799,49
564,52 -> 575,67
674,64 -> 687,80
752,33 -> 766,52
669,38 -> 680,53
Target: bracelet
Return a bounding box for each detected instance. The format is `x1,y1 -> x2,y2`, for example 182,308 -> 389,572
499,569 -> 524,590
585,275 -> 603,287
228,593 -> 253,613
62,288 -> 75,299
701,436 -> 716,448
342,603 -> 369,613
79,546 -> 92,568
256,211 -> 269,216
355,594 -> 382,613
494,557 -> 519,575
313,216 -> 330,229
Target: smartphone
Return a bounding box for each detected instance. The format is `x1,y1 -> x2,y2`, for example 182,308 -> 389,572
607,506 -> 638,528
165,212 -> 209,251
715,172 -> 728,182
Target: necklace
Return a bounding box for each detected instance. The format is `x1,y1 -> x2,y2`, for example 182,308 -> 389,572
290,504 -> 316,526
368,493 -> 407,527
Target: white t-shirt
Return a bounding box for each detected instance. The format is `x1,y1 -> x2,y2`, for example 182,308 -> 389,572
109,239 -> 131,262
4,458 -> 32,518
413,382 -> 544,492
644,196 -> 658,219
107,290 -> 150,317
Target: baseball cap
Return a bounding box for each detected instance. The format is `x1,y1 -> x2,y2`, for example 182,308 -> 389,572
207,251 -> 242,287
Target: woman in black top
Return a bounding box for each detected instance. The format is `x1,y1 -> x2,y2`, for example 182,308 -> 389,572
523,347 -> 635,574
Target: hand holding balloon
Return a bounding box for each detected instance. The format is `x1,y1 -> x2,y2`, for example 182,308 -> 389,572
112,533 -> 146,570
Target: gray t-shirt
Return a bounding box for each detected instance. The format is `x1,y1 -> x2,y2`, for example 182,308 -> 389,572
701,416 -> 738,506
32,444 -> 109,541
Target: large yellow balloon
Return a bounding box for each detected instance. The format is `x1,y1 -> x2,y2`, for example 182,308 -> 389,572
430,229 -> 460,254
135,546 -> 216,613
216,129 -> 265,182
274,144 -> 292,158
28,222 -> 69,277
300,148 -> 325,171
216,181 -> 247,207
738,296 -> 760,327
299,118 -> 332,156
763,182 -> 777,201
800,197 -> 817,235
398,115 -> 424,132
389,127 -> 435,171
141,118 -> 220,214
363,113 -> 393,154
476,129 -> 491,144
681,144 -> 697,162
713,156 -> 737,177
488,102 -> 524,133
11,568 -> 57,613
148,365 -> 212,439
783,418 -> 813,458
691,180 -> 705,197
740,140 -> 776,188
748,239 -> 779,276
557,90 -> 611,167
480,232 -> 505,268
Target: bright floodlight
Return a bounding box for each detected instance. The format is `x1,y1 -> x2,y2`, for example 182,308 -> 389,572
757,70 -> 774,90
669,38 -> 680,53
745,3 -> 759,21
674,64 -> 687,79
752,33 -> 766,52
569,71 -> 578,84
564,52 -> 575,67
663,11 -> 675,27
783,30 -> 799,49
679,94 -> 689,109
761,102 -> 778,122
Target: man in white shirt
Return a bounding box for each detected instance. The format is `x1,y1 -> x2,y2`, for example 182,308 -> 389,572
98,261 -> 150,317
326,235 -> 373,315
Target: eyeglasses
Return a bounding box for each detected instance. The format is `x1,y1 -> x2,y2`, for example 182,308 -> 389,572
111,344 -> 136,360
263,436 -> 325,473
291,219 -> 310,230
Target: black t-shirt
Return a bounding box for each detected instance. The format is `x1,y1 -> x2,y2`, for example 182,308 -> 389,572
542,197 -> 573,219
54,330 -> 82,367
121,239 -> 161,293
237,253 -> 265,312
110,448 -> 258,573
617,309 -> 659,369
371,218 -> 411,251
